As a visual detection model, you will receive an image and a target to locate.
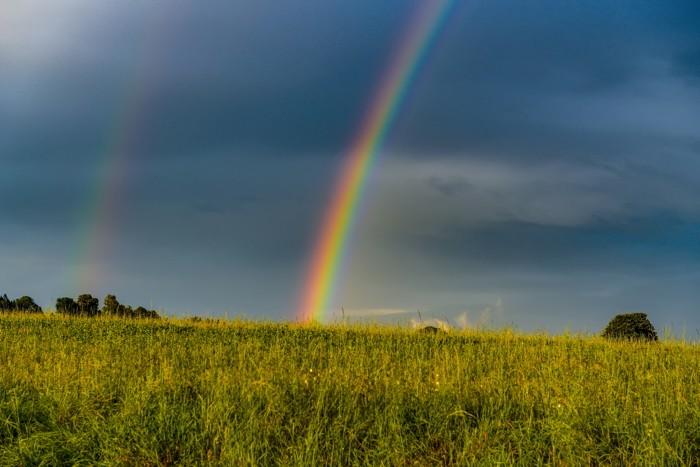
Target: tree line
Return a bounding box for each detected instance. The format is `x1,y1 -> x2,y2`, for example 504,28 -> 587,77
0,293 -> 159,319
0,294 -> 42,313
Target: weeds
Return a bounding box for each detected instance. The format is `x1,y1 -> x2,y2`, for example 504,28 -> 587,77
0,314 -> 698,465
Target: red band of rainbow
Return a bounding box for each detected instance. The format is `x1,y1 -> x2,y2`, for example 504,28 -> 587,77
74,6 -> 172,295
297,0 -> 458,322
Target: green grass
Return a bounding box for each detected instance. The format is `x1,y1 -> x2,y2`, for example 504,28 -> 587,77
1,313 -> 699,465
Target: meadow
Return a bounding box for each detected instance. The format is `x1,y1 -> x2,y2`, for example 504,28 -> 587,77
1,313 -> 699,465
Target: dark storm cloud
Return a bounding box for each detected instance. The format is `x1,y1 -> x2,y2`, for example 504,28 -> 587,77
1,0 -> 417,243
1,0 -> 423,165
4,0 -> 697,171
404,217 -> 700,275
669,1 -> 700,83
391,0 -> 700,163
115,153 -> 331,268
675,48 -> 700,84
2,0 -> 699,325
427,176 -> 473,197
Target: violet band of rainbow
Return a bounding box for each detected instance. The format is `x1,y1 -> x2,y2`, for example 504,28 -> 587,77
74,5 -> 171,295
297,0 -> 459,322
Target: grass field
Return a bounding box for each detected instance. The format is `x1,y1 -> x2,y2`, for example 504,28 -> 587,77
1,313 -> 699,465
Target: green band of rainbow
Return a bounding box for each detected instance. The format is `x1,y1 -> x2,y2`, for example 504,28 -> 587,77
72,6 -> 170,295
298,0 -> 458,322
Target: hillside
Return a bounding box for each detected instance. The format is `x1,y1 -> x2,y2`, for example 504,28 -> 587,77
1,314 -> 698,465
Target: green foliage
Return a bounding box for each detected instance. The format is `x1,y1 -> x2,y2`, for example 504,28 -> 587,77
12,296 -> 42,313
134,306 -> 160,319
101,294 -> 121,316
77,294 -> 100,317
419,325 -> 445,334
55,297 -> 78,316
0,294 -> 42,313
0,294 -> 12,311
0,315 -> 698,464
121,304 -> 135,318
601,313 -> 658,341
57,294 -> 159,320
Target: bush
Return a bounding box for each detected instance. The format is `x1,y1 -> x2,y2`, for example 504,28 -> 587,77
0,294 -> 13,311
77,294 -> 100,317
56,297 -> 79,316
418,325 -> 445,334
13,296 -> 42,313
134,306 -> 160,319
601,313 -> 658,341
1,294 -> 42,313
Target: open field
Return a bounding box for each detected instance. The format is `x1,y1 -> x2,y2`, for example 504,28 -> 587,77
1,314 -> 699,465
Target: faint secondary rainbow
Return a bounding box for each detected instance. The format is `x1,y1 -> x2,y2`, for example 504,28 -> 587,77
75,76 -> 149,294
72,6 -> 171,295
297,0 -> 458,322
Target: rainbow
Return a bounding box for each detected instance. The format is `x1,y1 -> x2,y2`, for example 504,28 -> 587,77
76,87 -> 146,294
297,0 -> 458,322
73,6 -> 171,295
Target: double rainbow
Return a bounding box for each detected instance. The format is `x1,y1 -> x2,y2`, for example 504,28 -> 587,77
298,0 -> 458,322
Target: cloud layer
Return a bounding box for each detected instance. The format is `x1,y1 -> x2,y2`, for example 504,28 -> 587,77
2,0 -> 699,332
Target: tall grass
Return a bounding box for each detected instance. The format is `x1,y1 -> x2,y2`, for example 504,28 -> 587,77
1,313 -> 699,465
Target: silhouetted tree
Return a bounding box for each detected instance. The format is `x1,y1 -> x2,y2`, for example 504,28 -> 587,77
0,294 -> 12,312
121,305 -> 134,318
134,306 -> 160,319
102,294 -> 121,316
133,306 -> 149,319
77,294 -> 100,317
48,294 -> 166,320
13,296 -> 42,313
56,297 -> 79,316
602,313 -> 658,341
418,325 -> 445,334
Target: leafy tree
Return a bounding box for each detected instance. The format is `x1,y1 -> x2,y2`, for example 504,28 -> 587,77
56,297 -> 79,316
102,294 -> 121,316
104,295 -> 147,318
147,308 -> 160,319
77,294 -> 100,317
121,305 -> 134,318
602,313 -> 658,341
134,306 -> 149,319
0,294 -> 13,312
13,296 -> 42,313
97,294 -> 159,319
134,306 -> 160,319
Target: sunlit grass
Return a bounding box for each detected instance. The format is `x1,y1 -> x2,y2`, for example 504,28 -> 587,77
1,313 -> 699,465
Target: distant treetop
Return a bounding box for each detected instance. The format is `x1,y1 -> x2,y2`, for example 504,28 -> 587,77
55,294 -> 159,320
0,293 -> 42,314
601,313 -> 658,341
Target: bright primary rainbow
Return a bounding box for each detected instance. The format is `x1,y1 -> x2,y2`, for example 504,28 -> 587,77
297,0 -> 458,322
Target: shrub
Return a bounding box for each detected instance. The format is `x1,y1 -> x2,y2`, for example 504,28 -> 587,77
0,294 -> 13,311
601,313 -> 658,341
56,297 -> 79,316
1,294 -> 42,313
102,294 -> 121,316
134,306 -> 160,319
418,325 -> 445,334
13,296 -> 42,313
77,294 -> 100,317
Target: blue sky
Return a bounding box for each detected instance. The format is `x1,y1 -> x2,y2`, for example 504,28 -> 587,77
2,0 -> 699,333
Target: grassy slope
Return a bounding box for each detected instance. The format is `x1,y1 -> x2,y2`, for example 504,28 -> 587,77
0,314 -> 699,465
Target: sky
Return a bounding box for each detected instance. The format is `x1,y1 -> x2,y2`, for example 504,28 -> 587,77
2,0 -> 699,334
